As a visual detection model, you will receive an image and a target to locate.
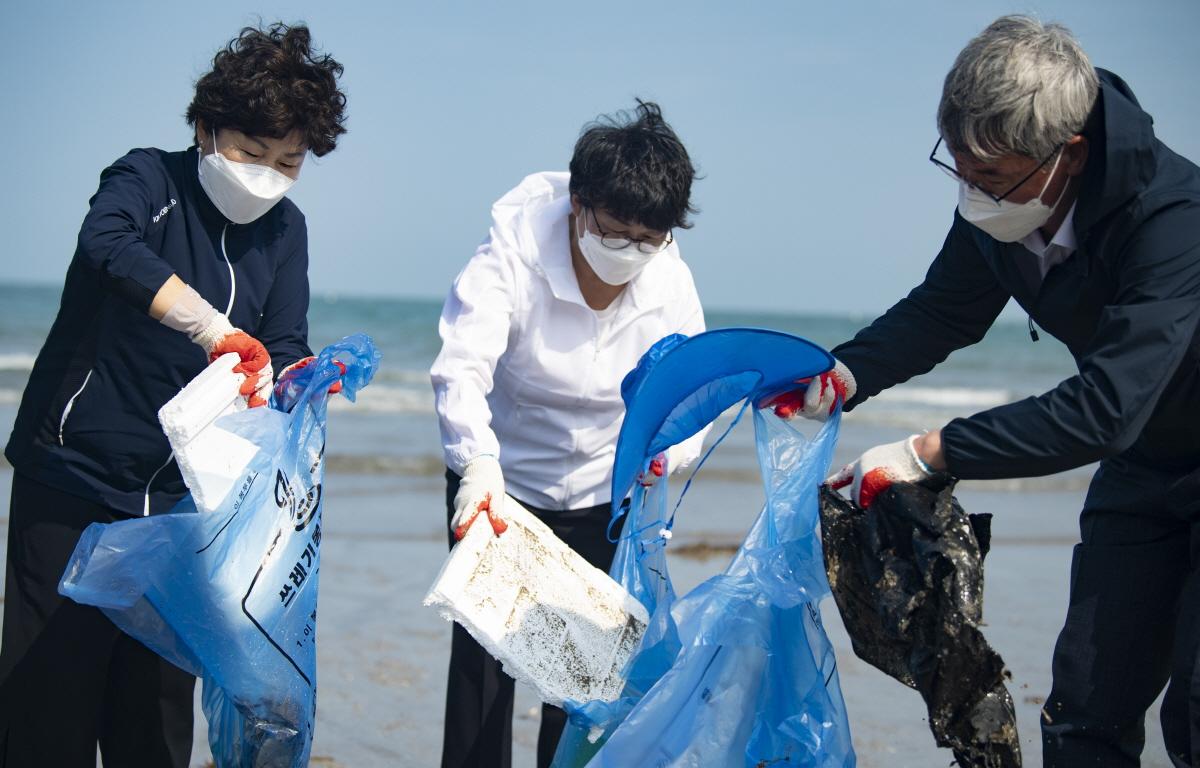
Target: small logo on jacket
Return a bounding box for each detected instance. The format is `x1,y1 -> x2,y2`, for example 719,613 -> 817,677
152,198 -> 178,224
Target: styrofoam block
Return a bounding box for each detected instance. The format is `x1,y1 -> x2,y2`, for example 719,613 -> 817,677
424,498 -> 648,707
157,352 -> 258,513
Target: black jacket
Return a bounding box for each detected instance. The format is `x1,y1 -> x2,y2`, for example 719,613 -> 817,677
5,147 -> 312,515
834,70 -> 1200,479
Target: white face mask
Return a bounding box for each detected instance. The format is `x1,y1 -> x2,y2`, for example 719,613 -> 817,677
197,131 -> 296,224
957,149 -> 1065,242
575,210 -> 659,286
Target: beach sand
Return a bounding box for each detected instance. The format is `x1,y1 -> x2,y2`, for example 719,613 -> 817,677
0,442 -> 1174,767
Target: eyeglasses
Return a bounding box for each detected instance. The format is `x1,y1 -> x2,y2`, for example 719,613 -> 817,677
929,136 -> 1063,204
584,208 -> 673,254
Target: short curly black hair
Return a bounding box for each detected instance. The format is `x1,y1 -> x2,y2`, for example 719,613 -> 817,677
186,23 -> 346,157
568,100 -> 697,232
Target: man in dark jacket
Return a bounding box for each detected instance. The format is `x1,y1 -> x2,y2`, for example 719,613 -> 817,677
0,23 -> 346,767
772,15 -> 1200,768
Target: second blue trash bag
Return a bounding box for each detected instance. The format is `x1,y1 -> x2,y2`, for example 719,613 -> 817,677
553,329 -> 856,767
59,334 -> 380,768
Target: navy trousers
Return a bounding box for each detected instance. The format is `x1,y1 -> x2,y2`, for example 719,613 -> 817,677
1042,457 -> 1200,767
0,472 -> 195,768
440,471 -> 623,768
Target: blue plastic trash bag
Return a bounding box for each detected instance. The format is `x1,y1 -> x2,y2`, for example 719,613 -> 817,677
553,328 -> 856,768
59,334 -> 380,768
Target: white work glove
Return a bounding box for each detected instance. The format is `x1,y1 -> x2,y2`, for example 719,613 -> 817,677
161,285 -> 273,407
452,455 -> 508,540
760,359 -> 856,422
826,434 -> 932,509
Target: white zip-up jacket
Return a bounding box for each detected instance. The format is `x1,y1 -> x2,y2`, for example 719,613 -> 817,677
431,171 -> 707,510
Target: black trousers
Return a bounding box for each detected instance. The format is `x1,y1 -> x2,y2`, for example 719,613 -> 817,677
0,472 -> 195,768
1042,457 -> 1200,767
440,470 -> 623,768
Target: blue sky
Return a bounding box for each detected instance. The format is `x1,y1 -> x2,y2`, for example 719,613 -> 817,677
2,0 -> 1198,314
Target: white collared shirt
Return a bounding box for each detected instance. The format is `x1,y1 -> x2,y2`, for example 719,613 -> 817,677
1020,202 -> 1078,278
431,171 -> 707,510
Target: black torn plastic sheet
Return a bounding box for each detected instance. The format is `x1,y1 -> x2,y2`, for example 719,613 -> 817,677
819,477 -> 1022,768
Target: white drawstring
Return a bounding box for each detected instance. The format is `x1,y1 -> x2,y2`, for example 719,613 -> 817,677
219,224 -> 234,314
58,370 -> 94,446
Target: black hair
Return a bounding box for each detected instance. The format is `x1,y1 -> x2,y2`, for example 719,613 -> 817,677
186,23 -> 347,157
569,100 -> 697,232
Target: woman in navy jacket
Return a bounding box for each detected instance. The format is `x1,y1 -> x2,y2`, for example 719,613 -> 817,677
0,23 -> 346,766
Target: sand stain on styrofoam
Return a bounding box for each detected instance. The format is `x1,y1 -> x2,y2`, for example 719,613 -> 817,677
424,499 -> 648,706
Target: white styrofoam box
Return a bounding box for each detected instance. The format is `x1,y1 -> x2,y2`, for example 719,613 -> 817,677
424,498 -> 648,707
157,352 -> 258,513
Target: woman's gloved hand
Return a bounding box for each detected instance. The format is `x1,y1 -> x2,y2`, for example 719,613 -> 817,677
192,314 -> 273,408
452,455 -> 508,540
637,453 -> 666,487
760,359 -> 856,421
157,282 -> 272,407
275,356 -> 347,396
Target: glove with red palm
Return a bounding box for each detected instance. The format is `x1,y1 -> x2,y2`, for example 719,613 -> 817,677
826,435 -> 933,509
637,453 -> 667,487
761,359 -> 856,421
192,314 -> 273,408
158,284 -> 273,408
275,356 -> 348,396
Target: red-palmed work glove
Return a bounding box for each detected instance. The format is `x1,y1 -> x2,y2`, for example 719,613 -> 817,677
826,435 -> 932,509
761,359 -> 856,421
276,356 -> 347,396
159,284 -> 272,408
637,453 -> 666,487
191,315 -> 273,408
452,455 -> 508,540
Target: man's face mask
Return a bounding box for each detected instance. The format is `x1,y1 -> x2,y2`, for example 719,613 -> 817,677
957,148 -> 1065,242
197,131 -> 297,224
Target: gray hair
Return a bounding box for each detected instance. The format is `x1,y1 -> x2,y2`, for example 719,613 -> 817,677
937,15 -> 1099,161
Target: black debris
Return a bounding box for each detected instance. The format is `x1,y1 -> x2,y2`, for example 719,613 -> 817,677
819,477 -> 1021,768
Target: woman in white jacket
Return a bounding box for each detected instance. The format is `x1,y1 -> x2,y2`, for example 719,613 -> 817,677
431,101 -> 706,768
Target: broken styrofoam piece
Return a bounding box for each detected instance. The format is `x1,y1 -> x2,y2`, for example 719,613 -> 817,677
424,498 -> 648,707
157,352 -> 259,513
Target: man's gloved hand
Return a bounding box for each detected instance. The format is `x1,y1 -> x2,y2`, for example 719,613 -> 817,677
275,356 -> 348,396
761,359 -> 856,421
452,455 -> 508,540
637,453 -> 667,487
826,434 -> 932,509
192,314 -> 273,408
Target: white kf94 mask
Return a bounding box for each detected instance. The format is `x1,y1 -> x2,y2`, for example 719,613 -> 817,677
957,149 -> 1065,243
197,132 -> 297,224
576,212 -> 660,286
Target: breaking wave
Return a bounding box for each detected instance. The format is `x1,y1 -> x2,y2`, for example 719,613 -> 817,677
0,354 -> 36,372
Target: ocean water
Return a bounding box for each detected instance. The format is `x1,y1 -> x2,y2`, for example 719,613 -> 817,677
0,280 -> 1090,494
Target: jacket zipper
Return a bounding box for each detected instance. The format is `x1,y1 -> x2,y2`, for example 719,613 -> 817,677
57,369 -> 94,446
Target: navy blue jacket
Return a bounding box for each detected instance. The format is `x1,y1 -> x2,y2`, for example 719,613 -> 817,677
834,70 -> 1200,479
5,147 -> 312,516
